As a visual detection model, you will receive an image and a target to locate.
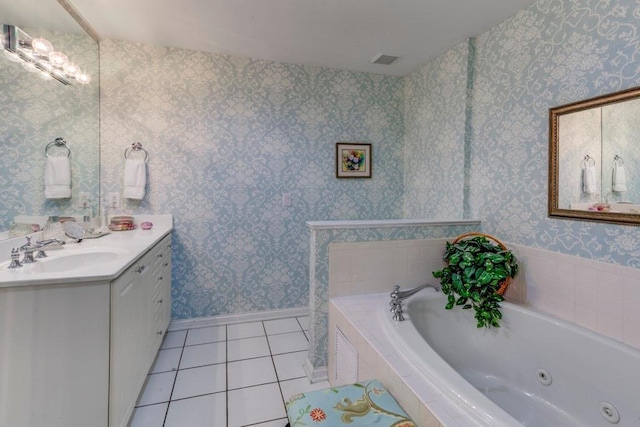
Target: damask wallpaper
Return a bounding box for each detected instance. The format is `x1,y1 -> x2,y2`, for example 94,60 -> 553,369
0,29 -> 99,232
98,0 -> 640,322
403,40 -> 469,219
469,0 -> 640,267
99,40 -> 405,319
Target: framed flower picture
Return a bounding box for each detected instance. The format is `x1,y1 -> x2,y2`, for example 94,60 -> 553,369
336,143 -> 372,178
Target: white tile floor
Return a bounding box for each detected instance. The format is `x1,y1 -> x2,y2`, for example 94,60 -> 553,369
130,316 -> 331,427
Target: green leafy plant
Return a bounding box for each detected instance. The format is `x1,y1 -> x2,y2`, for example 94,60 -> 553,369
432,235 -> 518,328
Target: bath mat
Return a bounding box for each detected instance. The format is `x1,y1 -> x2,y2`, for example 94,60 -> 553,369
285,379 -> 416,426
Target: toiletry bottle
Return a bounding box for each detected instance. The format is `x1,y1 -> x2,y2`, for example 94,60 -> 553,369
83,205 -> 94,236
101,200 -> 109,231
43,215 -> 65,242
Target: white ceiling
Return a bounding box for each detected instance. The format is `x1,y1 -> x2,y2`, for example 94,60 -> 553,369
69,0 -> 537,76
1,0 -> 84,35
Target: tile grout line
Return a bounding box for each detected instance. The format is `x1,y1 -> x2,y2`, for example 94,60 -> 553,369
263,319 -> 290,424
225,325 -> 229,427
162,330 -> 188,427
137,319 -> 313,426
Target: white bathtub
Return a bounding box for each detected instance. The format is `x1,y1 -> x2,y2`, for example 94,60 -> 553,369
380,291 -> 640,426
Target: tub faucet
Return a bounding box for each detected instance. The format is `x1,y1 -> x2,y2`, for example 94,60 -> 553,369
389,283 -> 440,321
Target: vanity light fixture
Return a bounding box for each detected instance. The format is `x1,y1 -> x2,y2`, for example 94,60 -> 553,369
1,24 -> 91,85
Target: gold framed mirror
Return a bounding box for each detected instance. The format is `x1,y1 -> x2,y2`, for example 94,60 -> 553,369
549,86 -> 640,226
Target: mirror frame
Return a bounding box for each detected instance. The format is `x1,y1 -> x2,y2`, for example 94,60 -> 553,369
549,85 -> 640,226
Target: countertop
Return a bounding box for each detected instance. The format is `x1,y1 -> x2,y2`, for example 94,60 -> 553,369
0,215 -> 173,288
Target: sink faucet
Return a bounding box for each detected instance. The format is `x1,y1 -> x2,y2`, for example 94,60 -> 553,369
389,283 -> 440,321
14,236 -> 65,265
35,238 -> 65,258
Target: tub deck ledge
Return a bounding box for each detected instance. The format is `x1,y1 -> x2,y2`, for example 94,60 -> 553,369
329,293 -> 482,427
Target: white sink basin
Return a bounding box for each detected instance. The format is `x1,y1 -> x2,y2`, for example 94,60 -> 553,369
3,248 -> 129,274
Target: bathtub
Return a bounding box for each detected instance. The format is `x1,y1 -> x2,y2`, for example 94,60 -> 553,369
379,291 -> 640,426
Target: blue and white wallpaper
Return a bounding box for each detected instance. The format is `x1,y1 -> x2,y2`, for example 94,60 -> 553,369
95,0 -> 640,322
99,40 -> 405,319
469,0 -> 640,267
0,29 -> 99,231
403,40 -> 469,219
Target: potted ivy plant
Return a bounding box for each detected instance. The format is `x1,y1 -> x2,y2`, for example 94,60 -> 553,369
432,233 -> 518,328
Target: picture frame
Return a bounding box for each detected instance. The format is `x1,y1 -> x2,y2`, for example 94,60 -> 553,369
336,143 -> 372,178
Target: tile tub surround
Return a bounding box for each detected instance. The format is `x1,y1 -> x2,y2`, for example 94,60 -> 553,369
505,242 -> 640,352
329,294 -> 468,427
305,219 -> 481,380
329,241 -> 640,426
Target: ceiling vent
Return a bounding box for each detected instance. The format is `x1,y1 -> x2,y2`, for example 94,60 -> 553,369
371,53 -> 400,65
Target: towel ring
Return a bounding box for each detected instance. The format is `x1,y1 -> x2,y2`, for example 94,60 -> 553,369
124,142 -> 149,163
45,137 -> 71,157
583,154 -> 595,167
614,155 -> 624,166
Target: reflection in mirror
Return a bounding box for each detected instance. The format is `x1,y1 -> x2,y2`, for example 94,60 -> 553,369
549,86 -> 640,225
602,98 -> 640,205
0,0 -> 99,240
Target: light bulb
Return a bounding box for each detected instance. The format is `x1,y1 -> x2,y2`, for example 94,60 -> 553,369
21,61 -> 38,72
49,51 -> 68,68
3,49 -> 22,62
31,38 -> 53,55
75,72 -> 91,85
63,62 -> 79,77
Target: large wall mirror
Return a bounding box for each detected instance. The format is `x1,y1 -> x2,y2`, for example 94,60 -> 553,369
0,0 -> 99,240
549,86 -> 640,225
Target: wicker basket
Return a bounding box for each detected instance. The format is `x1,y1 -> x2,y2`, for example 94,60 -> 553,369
451,232 -> 510,296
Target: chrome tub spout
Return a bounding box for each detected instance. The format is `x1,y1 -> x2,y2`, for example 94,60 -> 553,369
389,283 -> 440,321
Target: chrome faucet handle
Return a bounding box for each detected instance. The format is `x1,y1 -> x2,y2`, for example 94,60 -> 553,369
389,285 -> 405,321
8,248 -> 23,269
20,236 -> 38,264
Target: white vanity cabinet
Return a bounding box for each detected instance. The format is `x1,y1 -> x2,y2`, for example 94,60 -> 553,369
110,234 -> 172,427
0,229 -> 172,427
0,281 -> 111,427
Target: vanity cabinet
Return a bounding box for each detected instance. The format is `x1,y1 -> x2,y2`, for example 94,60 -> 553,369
110,234 -> 172,427
0,232 -> 172,427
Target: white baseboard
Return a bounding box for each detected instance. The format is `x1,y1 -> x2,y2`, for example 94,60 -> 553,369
303,357 -> 329,383
168,306 -> 310,331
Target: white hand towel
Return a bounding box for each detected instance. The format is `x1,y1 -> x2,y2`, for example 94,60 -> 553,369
583,164 -> 597,194
613,163 -> 627,192
44,156 -> 71,199
123,159 -> 146,200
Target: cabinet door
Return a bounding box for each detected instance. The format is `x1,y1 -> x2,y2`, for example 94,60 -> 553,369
161,237 -> 172,331
110,261 -> 151,427
149,236 -> 172,356
0,282 -> 110,427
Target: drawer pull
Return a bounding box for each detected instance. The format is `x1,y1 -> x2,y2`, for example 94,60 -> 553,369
157,298 -> 163,304
135,265 -> 146,274
157,253 -> 163,258
157,331 -> 163,336
157,276 -> 163,281
163,262 -> 169,267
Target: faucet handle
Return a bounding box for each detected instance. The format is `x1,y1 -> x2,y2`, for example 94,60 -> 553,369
8,248 -> 23,269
